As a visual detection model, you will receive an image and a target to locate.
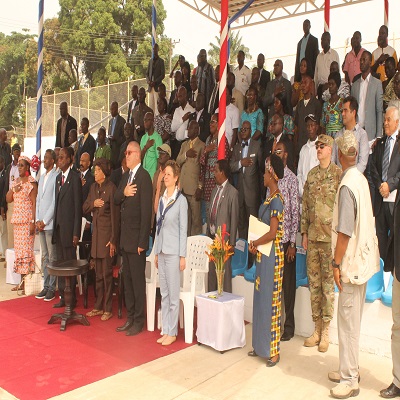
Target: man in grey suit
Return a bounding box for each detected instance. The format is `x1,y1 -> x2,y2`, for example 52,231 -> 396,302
370,106 -> 400,263
176,120 -> 205,236
108,102 -> 126,169
230,120 -> 263,240
207,160 -> 239,293
35,149 -> 58,302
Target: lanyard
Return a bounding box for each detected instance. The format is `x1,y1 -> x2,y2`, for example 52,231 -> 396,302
156,191 -> 181,235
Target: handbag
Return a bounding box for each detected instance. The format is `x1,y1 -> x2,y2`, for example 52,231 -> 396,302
17,264 -> 43,296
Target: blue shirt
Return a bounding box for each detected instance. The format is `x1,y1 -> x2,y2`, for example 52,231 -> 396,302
300,33 -> 310,62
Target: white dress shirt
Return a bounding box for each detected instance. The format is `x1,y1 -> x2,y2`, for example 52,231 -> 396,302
297,139 -> 318,198
314,48 -> 340,88
216,103 -> 240,146
358,73 -> 370,129
171,102 -> 195,141
233,65 -> 252,96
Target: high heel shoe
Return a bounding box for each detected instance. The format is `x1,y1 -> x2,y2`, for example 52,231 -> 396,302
266,354 -> 280,367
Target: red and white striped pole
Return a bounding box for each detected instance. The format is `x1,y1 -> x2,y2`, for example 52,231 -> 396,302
384,0 -> 389,27
218,0 -> 228,160
324,0 -> 330,32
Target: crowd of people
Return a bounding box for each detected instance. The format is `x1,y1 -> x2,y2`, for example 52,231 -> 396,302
1,19 -> 400,399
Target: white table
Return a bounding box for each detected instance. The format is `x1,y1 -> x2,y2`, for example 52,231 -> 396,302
196,291 -> 246,352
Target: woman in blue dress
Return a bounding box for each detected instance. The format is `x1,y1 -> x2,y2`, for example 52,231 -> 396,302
248,154 -> 285,367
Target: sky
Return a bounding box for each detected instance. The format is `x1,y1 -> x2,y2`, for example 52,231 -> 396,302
2,0 -> 400,78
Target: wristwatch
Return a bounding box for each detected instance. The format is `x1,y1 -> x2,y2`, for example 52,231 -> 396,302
331,259 -> 340,269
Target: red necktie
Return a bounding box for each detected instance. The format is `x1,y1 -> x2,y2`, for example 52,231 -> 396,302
61,175 -> 65,186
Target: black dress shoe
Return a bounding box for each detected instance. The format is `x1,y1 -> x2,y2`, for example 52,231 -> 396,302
126,325 -> 143,336
116,320 -> 133,332
266,354 -> 280,368
248,349 -> 258,357
380,383 -> 400,398
53,300 -> 65,308
281,332 -> 294,341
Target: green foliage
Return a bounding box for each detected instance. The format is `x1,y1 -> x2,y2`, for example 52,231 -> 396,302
208,30 -> 251,67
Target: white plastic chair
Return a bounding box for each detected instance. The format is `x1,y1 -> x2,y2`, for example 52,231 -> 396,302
179,235 -> 213,344
145,244 -> 159,331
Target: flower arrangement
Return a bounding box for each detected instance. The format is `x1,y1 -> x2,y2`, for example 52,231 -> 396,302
205,224 -> 234,295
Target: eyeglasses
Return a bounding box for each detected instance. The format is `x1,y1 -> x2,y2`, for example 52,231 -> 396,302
125,150 -> 139,156
315,143 -> 326,150
273,149 -> 283,155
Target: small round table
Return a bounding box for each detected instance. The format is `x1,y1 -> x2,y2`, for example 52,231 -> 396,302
47,259 -> 90,331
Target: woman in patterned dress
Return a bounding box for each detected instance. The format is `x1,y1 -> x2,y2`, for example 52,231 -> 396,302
6,155 -> 38,292
267,93 -> 295,139
154,97 -> 172,144
248,154 -> 285,367
321,71 -> 344,138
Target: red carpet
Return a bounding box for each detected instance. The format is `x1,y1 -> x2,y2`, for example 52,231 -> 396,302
0,294 -> 193,400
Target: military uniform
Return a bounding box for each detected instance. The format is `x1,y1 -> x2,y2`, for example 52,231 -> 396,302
301,161 -> 342,322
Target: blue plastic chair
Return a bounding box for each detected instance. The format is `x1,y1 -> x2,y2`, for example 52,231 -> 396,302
244,261 -> 256,283
365,258 -> 384,303
296,248 -> 308,288
146,236 -> 153,257
382,274 -> 394,307
231,238 -> 248,278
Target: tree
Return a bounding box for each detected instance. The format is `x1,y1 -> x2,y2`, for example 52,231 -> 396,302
56,0 -> 167,88
208,30 -> 251,67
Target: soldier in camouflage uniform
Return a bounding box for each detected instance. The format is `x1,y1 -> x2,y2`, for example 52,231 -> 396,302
301,134 -> 342,352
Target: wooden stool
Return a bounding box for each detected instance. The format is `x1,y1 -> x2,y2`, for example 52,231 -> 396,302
47,260 -> 90,331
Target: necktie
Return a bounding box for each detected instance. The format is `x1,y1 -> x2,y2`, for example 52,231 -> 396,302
272,138 -> 278,153
128,170 -> 133,184
382,136 -> 392,182
190,141 -> 193,149
210,186 -> 222,226
242,141 -> 248,148
208,84 -> 218,114
61,175 -> 65,186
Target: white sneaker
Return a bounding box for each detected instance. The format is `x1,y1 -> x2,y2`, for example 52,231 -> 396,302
330,382 -> 360,399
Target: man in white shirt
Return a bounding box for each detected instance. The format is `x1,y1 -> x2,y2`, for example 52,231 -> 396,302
297,114 -> 319,202
171,87 -> 195,160
233,50 -> 251,97
314,32 -> 340,98
216,88 -> 240,148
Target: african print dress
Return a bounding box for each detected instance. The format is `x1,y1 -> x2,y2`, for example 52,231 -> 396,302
11,176 -> 36,274
252,192 -> 284,358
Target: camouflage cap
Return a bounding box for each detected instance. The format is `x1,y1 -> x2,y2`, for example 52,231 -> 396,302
316,134 -> 334,147
335,130 -> 358,156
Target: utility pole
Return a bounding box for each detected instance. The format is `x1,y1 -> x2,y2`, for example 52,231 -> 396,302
169,38 -> 180,92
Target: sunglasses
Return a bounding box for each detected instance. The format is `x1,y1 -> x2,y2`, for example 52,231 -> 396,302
315,143 -> 326,150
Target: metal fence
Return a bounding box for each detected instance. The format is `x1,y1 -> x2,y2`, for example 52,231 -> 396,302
25,78 -> 147,138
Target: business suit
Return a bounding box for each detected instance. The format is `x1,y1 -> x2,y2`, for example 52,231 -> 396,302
294,34 -> 319,82
264,134 -> 295,173
108,114 -> 126,168
370,134 -> 400,262
75,134 -> 96,169
36,167 -> 58,292
196,110 -> 211,144
110,166 -> 124,189
127,99 -> 138,124
168,88 -> 179,116
114,166 -> 152,331
259,68 -> 271,91
154,191 -> 188,337
55,115 -> 78,148
53,168 -> 83,303
207,181 -> 239,293
263,77 -> 293,118
385,183 -> 400,393
351,75 -> 383,141
230,139 -> 263,239
176,137 -> 205,235
0,169 -> 7,255
81,169 -> 94,243
83,179 -> 120,313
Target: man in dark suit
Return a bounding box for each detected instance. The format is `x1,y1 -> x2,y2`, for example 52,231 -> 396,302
0,128 -> 11,168
230,121 -> 263,240
168,70 -> 182,116
265,114 -> 295,173
108,102 -> 126,168
207,160 -> 239,293
0,156 -> 7,259
75,118 -> 96,169
114,141 -> 152,336
189,93 -> 210,144
257,53 -> 271,92
295,19 -> 319,82
111,154 -> 127,189
383,181 -> 400,399
370,106 -> 400,263
146,43 -> 165,113
126,85 -> 139,125
55,102 -> 77,148
52,147 -> 82,308
79,152 -> 94,242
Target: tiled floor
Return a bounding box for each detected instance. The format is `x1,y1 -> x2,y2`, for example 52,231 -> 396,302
0,261 -> 395,400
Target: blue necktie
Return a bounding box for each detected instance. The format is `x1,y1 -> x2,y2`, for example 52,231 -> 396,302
382,136 -> 392,182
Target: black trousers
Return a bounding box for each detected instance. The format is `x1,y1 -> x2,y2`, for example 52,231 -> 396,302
55,227 -> 77,303
376,202 -> 394,263
122,250 -> 146,329
282,241 -> 296,336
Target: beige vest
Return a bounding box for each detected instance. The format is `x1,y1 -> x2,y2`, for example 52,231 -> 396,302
331,167 -> 380,284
